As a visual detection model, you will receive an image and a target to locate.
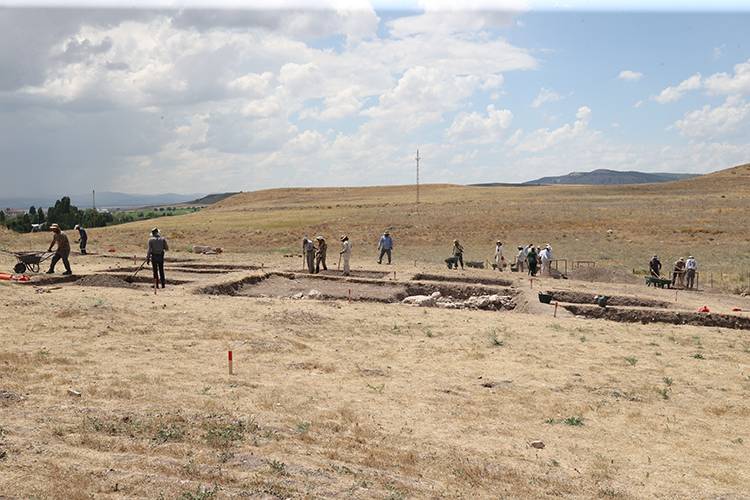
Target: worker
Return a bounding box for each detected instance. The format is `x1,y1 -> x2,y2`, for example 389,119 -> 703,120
527,245 -> 538,276
377,231 -> 393,264
685,255 -> 697,289
452,239 -> 464,270
494,240 -> 504,271
516,246 -> 525,273
147,227 -> 169,288
315,236 -> 327,273
672,257 -> 685,288
46,223 -> 72,275
340,235 -> 352,276
540,245 -> 552,275
73,224 -> 88,254
649,255 -> 662,277
303,236 -> 315,273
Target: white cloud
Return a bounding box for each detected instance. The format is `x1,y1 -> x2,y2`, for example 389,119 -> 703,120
446,105 -> 513,144
704,58 -> 750,96
618,69 -> 643,81
515,105 -> 592,153
652,73 -> 702,103
674,95 -> 750,139
531,87 -> 561,108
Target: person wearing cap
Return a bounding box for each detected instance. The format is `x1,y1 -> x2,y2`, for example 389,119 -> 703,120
672,257 -> 686,288
649,255 -> 662,277
147,228 -> 169,288
46,223 -> 72,275
377,231 -> 393,265
493,240 -> 504,271
539,245 -> 551,276
685,255 -> 698,289
451,239 -> 464,270
339,235 -> 352,276
314,236 -> 327,273
74,224 -> 88,255
302,236 -> 315,273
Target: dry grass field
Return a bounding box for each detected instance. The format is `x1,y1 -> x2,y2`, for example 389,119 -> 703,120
1,165 -> 750,499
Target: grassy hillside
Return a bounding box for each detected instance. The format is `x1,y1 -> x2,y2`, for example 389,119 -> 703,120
3,163 -> 749,278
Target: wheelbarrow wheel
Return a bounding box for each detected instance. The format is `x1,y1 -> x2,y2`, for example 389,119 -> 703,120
14,262 -> 27,274
29,262 -> 40,273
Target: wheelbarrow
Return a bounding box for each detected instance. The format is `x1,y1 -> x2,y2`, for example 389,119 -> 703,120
1,249 -> 54,274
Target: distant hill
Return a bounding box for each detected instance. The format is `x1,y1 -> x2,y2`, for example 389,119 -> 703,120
519,169 -> 700,186
184,192 -> 241,205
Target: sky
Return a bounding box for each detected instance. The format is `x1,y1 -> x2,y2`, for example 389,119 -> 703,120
1,1 -> 749,197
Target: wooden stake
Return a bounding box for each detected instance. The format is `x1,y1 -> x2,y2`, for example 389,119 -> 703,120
154,278 -> 158,295
554,301 -> 558,318
228,350 -> 233,375
530,278 -> 533,289
348,289 -> 351,302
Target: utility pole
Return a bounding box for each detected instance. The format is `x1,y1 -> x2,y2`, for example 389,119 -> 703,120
415,148 -> 420,210
92,190 -> 96,210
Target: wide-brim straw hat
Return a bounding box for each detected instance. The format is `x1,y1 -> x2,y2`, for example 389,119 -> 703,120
49,223 -> 60,231
340,235 -> 348,241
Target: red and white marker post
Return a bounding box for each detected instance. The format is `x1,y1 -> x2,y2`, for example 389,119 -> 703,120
228,350 -> 233,375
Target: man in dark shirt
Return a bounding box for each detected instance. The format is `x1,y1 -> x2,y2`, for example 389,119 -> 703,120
147,228 -> 169,288
46,223 -> 72,275
649,255 -> 662,277
74,224 -> 88,254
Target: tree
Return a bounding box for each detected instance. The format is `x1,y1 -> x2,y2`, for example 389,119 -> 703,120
0,210 -> 5,224
29,206 -> 37,224
37,207 -> 45,224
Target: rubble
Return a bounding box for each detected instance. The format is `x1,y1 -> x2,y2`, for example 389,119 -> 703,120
402,291 -> 514,310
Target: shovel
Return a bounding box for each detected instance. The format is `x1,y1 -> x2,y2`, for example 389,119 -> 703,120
125,259 -> 149,283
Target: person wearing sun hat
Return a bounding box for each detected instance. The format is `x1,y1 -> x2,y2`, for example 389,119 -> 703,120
147,227 -> 169,288
46,223 -> 72,275
339,235 -> 352,276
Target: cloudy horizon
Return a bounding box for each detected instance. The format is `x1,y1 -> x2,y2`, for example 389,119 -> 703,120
1,1 -> 749,197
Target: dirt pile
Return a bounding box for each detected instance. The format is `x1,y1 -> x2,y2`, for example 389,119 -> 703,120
75,275 -> 136,288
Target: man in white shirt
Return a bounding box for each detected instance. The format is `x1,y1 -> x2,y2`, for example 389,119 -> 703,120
494,240 -> 504,271
685,255 -> 697,289
340,235 -> 352,276
516,246 -> 525,272
540,245 -> 552,275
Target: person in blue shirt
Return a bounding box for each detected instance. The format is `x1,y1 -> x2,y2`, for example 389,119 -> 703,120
377,231 -> 393,264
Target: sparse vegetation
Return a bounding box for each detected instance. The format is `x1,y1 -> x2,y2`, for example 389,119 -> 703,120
625,356 -> 638,366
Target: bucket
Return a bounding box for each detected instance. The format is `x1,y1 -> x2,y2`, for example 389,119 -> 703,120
538,292 -> 553,304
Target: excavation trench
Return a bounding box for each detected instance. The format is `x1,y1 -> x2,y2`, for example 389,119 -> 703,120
75,274 -> 193,288
284,269 -> 390,279
564,304 -> 750,330
412,273 -> 514,287
199,272 -> 516,307
546,290 -> 671,308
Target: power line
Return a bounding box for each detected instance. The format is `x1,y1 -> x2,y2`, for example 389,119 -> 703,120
415,148 -> 420,208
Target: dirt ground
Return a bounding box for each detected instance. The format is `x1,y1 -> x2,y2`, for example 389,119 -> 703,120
1,250 -> 749,499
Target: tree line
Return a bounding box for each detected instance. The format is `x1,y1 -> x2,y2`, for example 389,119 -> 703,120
1,196 -> 113,233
